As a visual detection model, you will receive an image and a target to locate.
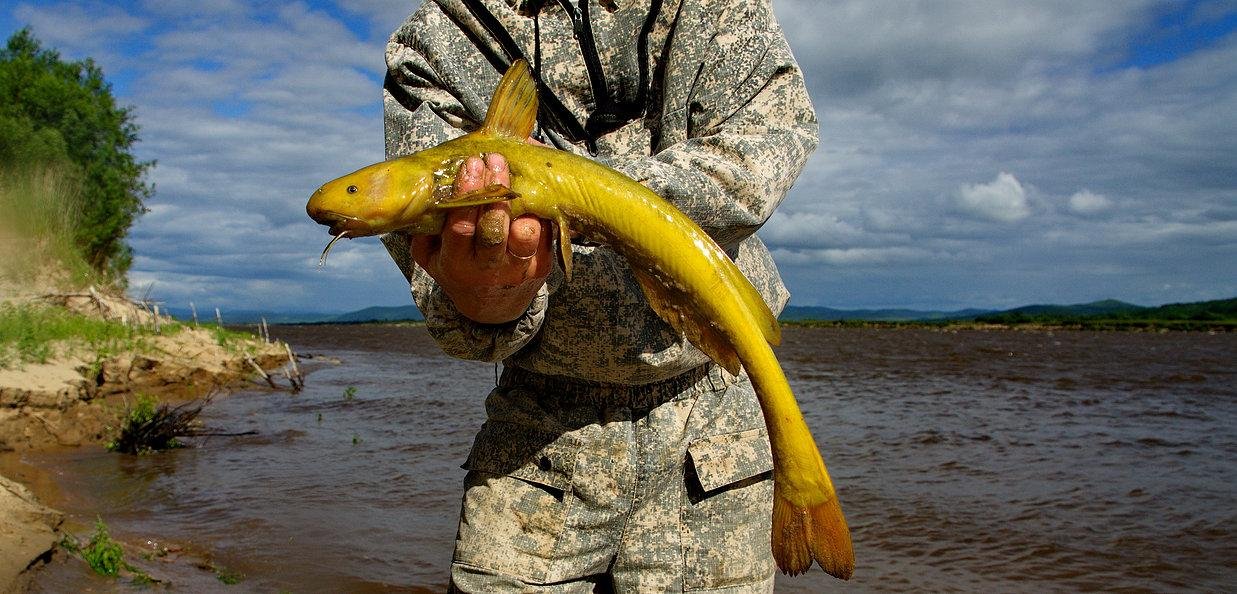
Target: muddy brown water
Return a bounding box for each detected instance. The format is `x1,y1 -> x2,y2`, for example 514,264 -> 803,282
4,326 -> 1234,592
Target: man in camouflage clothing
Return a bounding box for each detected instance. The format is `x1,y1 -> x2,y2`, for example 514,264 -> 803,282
380,0 -> 818,591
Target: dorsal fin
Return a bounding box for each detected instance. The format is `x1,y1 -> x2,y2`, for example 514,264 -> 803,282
481,59 -> 538,139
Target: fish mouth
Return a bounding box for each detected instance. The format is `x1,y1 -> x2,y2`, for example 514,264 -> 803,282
308,209 -> 372,237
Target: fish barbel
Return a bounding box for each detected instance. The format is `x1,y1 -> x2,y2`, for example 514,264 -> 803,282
306,60 -> 854,579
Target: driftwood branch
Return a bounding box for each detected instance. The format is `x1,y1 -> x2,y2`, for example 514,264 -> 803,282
284,343 -> 304,392
246,356 -> 278,389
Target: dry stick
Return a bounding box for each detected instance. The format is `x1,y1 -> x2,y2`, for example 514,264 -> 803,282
215,307 -> 223,327
260,317 -> 270,343
88,285 -> 103,316
284,342 -> 304,391
190,301 -> 199,327
246,356 -> 278,389
152,304 -> 162,334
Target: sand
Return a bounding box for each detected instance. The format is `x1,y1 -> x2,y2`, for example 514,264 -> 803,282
0,291 -> 294,591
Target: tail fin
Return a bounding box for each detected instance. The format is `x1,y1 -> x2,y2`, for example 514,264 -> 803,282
772,482 -> 854,579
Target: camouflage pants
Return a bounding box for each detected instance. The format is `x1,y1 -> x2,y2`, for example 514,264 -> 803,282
449,365 -> 776,593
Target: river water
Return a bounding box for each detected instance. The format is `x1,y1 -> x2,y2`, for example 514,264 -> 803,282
5,326 -> 1235,592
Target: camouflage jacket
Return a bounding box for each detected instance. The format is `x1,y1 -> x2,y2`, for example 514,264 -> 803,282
382,0 -> 817,385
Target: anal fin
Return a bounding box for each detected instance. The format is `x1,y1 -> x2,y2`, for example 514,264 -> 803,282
555,216 -> 574,281
632,269 -> 740,375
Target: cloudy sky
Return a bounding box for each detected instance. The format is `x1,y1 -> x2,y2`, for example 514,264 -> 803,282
3,0 -> 1234,313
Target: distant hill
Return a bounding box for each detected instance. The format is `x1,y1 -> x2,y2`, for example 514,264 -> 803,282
1143,298 -> 1237,320
976,299 -> 1144,320
162,307 -> 339,325
328,305 -> 424,323
779,297 -> 1234,329
162,304 -> 425,325
779,305 -> 991,322
974,297 -> 1235,328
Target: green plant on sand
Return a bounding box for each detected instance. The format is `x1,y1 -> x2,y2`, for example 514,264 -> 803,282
59,518 -> 153,583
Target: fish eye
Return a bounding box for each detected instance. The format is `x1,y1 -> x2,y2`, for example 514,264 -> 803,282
346,185 -> 358,194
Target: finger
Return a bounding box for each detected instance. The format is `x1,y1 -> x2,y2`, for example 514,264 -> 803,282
454,156 -> 485,194
441,206 -> 479,259
476,206 -> 509,249
410,234 -> 437,271
474,203 -> 511,268
474,153 -> 511,249
506,214 -> 541,260
441,157 -> 485,259
484,152 -> 510,187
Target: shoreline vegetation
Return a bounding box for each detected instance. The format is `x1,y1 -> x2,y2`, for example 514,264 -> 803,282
781,294 -> 1237,331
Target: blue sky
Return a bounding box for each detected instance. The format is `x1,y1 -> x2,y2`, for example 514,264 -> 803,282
3,0 -> 1234,313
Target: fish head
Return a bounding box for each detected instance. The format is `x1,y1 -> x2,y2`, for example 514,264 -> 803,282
306,156 -> 438,238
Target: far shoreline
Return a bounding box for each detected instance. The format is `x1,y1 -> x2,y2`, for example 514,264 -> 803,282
255,318 -> 1233,333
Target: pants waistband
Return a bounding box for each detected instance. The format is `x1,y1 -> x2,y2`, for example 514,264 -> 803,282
499,365 -> 732,408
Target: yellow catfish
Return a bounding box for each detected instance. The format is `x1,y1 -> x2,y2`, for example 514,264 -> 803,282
306,60 -> 853,579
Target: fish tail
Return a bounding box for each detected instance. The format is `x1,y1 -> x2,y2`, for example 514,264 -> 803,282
741,330 -> 854,579
772,477 -> 853,579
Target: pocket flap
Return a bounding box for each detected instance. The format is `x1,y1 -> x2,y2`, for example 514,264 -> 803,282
687,427 -> 773,494
463,421 -> 579,493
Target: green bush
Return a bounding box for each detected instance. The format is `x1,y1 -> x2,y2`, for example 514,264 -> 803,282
1,28 -> 152,283
106,394 -> 196,454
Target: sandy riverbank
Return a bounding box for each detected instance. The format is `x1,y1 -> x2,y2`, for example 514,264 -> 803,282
0,291 -> 293,592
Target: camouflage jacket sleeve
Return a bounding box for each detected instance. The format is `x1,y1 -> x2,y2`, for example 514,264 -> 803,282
380,34 -> 550,362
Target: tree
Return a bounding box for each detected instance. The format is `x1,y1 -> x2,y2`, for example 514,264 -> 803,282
0,28 -> 152,283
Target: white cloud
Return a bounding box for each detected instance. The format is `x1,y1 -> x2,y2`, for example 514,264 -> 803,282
955,172 -> 1032,223
14,2 -> 147,41
12,2 -> 148,71
6,0 -> 1234,311
1067,190 -> 1113,214
772,246 -> 943,266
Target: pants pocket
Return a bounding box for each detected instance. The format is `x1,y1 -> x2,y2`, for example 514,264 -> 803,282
681,427 -> 776,591
453,420 -> 580,583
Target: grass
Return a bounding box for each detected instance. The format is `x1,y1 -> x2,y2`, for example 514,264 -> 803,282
214,565 -> 245,585
0,163 -> 102,290
0,302 -> 168,368
0,301 -> 272,371
208,322 -> 266,357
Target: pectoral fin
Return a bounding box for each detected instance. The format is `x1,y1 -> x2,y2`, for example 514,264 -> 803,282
438,184 -> 520,208
632,269 -> 741,375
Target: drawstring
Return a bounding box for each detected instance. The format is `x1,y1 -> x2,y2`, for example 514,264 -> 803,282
458,0 -> 661,154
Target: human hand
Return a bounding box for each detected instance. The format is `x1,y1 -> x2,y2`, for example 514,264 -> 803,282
410,152 -> 552,324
